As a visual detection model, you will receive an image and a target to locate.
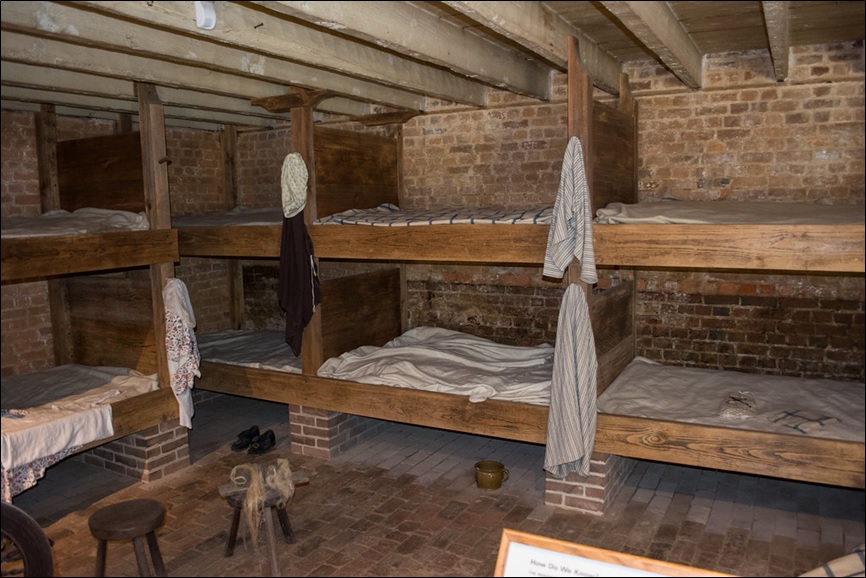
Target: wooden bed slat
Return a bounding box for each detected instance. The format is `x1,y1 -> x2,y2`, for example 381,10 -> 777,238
593,223 -> 865,273
310,223 -> 865,273
196,361 -> 549,444
1,229 -> 179,282
176,224 -> 281,258
310,224 -> 550,265
594,413 -> 865,489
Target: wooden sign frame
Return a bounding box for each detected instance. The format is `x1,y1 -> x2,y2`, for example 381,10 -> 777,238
494,528 -> 734,577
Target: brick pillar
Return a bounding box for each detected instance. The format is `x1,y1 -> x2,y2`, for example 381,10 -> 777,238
77,419 -> 190,482
288,405 -> 386,459
544,452 -> 636,515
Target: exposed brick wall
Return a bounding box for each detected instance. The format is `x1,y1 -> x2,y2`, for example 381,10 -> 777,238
636,276 -> 865,381
165,127 -> 224,214
0,283 -> 53,378
1,111 -> 40,219
236,123 -> 291,209
628,44 -> 864,201
407,280 -> 564,346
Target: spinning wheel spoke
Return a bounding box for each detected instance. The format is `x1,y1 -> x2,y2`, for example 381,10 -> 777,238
1,503 -> 54,577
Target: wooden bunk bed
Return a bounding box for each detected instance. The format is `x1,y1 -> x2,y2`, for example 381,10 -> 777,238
182,40 -> 864,491
1,89 -> 183,501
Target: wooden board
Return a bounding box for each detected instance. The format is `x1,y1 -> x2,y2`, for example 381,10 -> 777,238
314,125 -> 400,218
1,229 -> 179,282
57,131 -> 145,213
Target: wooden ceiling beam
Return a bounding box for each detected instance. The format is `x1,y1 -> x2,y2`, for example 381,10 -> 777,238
0,31 -> 374,118
66,0 -> 486,107
254,0 -> 551,101
762,1 -> 791,81
1,85 -> 278,129
443,1 -> 621,96
1,61 -> 291,122
0,1 -> 424,113
599,0 -> 703,90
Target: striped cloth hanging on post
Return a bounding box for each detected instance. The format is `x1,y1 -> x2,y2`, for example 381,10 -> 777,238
544,283 -> 598,478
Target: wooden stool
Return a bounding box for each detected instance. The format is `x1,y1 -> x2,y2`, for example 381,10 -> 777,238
224,488 -> 295,577
88,499 -> 167,577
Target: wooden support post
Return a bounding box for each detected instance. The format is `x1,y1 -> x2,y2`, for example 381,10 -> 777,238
137,82 -> 175,392
565,36 -> 594,301
290,90 -> 324,374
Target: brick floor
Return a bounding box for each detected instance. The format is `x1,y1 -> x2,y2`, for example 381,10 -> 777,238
10,394 -> 865,577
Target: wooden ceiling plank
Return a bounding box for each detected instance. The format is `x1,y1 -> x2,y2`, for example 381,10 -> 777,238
762,1 -> 791,81
1,84 -> 278,128
1,60 -> 287,121
0,31 -> 370,118
444,0 -> 621,95
254,0 -> 551,101
0,1 -> 426,112
600,0 -> 703,89
65,0 -> 486,107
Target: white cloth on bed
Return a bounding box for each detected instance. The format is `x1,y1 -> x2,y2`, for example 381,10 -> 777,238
0,208 -> 150,238
543,136 -> 598,284
317,326 -> 554,404
0,365 -> 159,471
197,330 -> 302,373
594,198 -> 866,224
544,283 -> 598,478
597,357 -> 865,442
314,203 -> 554,226
164,278 -> 200,429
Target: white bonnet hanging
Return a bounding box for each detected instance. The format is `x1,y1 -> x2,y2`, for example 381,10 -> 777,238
281,152 -> 309,218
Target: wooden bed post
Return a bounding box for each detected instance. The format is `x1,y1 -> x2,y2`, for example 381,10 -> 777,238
36,104 -> 75,366
137,82 -> 174,391
566,36 -> 594,300
290,89 -> 324,373
220,126 -> 245,330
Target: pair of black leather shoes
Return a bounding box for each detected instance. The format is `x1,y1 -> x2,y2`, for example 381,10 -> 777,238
231,426 -> 276,455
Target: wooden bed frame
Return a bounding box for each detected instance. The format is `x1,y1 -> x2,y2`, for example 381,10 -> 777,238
182,40 -> 864,491
1,87 -> 182,454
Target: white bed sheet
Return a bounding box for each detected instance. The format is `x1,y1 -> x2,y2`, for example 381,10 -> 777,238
597,357 -> 865,441
317,326 -> 554,404
315,203 -> 553,226
594,199 -> 865,225
0,208 -> 150,238
1,365 -> 159,471
196,329 -> 301,374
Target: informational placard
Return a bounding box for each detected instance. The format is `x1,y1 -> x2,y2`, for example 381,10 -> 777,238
494,529 -> 734,578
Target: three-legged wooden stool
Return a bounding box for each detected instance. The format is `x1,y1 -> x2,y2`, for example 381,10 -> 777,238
88,499 -> 167,577
224,488 -> 295,577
